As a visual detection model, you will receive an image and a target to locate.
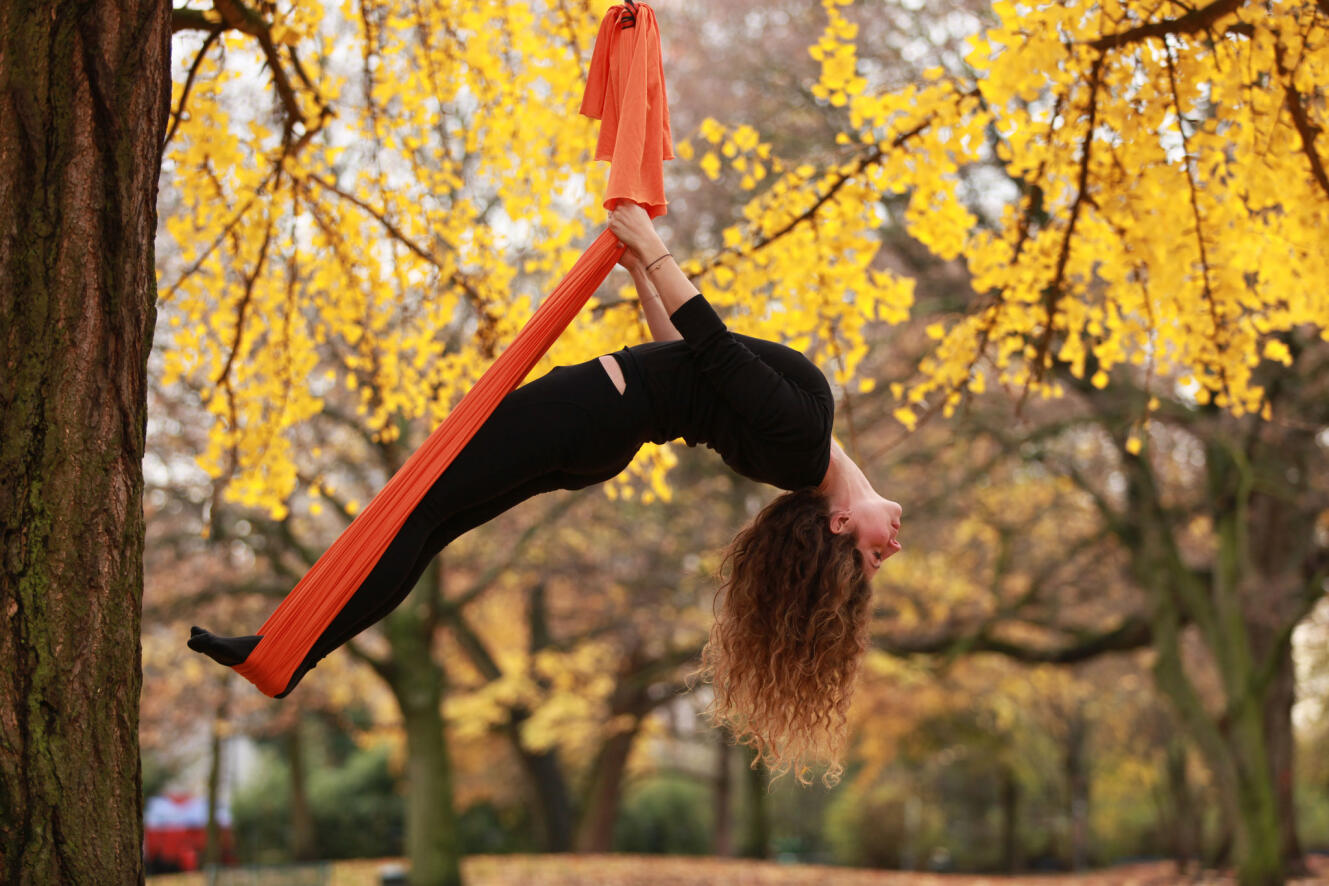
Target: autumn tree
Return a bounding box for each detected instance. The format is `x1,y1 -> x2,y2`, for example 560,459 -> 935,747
157,0 -> 1326,883
156,0 -> 887,879
766,2 -> 1326,883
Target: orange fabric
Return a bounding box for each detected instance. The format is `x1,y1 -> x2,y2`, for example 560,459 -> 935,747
580,2 -> 673,218
234,3 -> 670,697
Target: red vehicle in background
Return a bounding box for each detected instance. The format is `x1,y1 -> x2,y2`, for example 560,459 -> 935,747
144,793 -> 236,873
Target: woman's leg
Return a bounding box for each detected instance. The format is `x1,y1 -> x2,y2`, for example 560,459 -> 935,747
192,357 -> 651,693
284,467 -> 586,691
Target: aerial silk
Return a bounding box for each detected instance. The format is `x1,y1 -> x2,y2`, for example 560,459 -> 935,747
234,2 -> 673,697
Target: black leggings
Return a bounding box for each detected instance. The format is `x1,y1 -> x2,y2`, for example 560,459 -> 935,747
293,356 -> 653,679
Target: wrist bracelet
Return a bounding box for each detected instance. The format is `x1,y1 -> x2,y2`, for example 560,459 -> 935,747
645,252 -> 672,273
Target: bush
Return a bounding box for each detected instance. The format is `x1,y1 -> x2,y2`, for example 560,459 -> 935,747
613,774 -> 715,855
232,742 -> 403,863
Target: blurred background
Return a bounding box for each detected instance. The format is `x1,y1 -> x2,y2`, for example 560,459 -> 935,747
144,0 -> 1329,882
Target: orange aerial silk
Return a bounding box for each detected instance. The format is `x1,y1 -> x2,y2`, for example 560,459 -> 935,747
234,2 -> 672,697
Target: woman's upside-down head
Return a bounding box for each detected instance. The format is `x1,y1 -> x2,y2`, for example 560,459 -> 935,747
698,486 -> 872,786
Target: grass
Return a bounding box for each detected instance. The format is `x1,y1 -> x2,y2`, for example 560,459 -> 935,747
145,853 -> 1329,885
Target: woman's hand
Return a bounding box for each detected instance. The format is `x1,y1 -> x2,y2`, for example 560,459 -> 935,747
608,203 -> 666,262
617,247 -> 644,275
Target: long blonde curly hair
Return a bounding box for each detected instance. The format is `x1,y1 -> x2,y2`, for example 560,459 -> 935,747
698,487 -> 872,786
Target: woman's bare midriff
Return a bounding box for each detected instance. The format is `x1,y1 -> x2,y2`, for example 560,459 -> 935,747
598,354 -> 626,394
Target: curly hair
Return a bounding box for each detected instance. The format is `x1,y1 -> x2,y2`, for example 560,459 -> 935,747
697,487 -> 872,786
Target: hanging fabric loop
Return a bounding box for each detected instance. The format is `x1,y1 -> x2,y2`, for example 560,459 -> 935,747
232,3 -> 672,697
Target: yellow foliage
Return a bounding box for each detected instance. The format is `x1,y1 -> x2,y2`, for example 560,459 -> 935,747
799,0 -> 1328,423
159,0 -> 1328,521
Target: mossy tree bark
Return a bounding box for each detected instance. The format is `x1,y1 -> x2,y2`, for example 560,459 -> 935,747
0,0 -> 168,882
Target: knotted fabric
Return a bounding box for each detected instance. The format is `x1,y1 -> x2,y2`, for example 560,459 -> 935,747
581,2 -> 673,217
234,2 -> 672,696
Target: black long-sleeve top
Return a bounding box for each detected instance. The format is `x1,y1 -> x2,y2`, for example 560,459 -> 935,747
617,294 -> 835,491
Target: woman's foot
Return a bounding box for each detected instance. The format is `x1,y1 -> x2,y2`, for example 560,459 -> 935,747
187,626 -> 261,667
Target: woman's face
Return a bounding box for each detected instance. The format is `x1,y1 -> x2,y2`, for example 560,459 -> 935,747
843,496 -> 903,579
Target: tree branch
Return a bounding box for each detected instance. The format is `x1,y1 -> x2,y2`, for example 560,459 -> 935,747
445,492 -> 587,612
1027,54 -> 1104,395
1275,43 -> 1329,201
877,613 -> 1157,664
172,1 -> 330,148
690,116 -> 936,279
1087,0 -> 1244,51
163,28 -> 220,151
344,637 -> 392,682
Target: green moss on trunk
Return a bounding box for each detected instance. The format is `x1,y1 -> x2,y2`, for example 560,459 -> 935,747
0,1 -> 170,882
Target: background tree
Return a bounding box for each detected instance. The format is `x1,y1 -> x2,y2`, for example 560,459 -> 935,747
0,1 -> 171,881
150,1 -> 1329,883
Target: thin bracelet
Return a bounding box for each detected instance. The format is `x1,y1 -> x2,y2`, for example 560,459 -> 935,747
645,252 -> 672,273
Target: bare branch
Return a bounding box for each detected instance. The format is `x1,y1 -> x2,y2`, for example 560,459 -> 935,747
1163,40 -> 1230,401
877,613 -> 1157,664
344,637 -> 392,681
447,492 -> 588,611
172,1 -> 330,147
163,29 -> 220,151
300,173 -> 491,318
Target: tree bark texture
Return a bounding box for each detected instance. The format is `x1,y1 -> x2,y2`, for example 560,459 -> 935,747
0,0 -> 168,882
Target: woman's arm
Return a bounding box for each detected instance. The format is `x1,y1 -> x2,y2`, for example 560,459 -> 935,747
627,261 -> 682,342
608,204 -> 699,316
608,204 -> 831,445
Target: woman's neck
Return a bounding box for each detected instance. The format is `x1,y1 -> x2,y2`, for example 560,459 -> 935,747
819,440 -> 877,515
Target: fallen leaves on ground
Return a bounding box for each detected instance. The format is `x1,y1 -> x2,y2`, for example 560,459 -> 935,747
147,853 -> 1329,886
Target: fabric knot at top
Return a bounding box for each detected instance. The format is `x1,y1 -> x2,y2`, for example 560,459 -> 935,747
580,2 -> 674,218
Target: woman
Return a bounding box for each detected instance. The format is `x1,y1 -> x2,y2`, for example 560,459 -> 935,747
190,203 -> 902,779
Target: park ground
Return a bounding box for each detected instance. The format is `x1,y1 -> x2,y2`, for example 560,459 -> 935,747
146,853 -> 1329,885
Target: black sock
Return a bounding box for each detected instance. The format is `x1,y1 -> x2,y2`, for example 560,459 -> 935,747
187,626 -> 261,668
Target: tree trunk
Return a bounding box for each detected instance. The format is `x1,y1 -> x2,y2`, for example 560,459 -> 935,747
515,582 -> 575,852
287,717 -> 317,862
0,0 -> 168,882
1065,708 -> 1090,872
575,721 -> 641,852
1165,737 -> 1196,876
713,733 -> 733,857
576,681 -> 650,853
512,741 -> 575,851
1267,648 -> 1306,876
205,701 -> 226,869
1126,436 -> 1305,886
999,762 -> 1021,873
740,748 -> 770,859
384,569 -> 462,886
